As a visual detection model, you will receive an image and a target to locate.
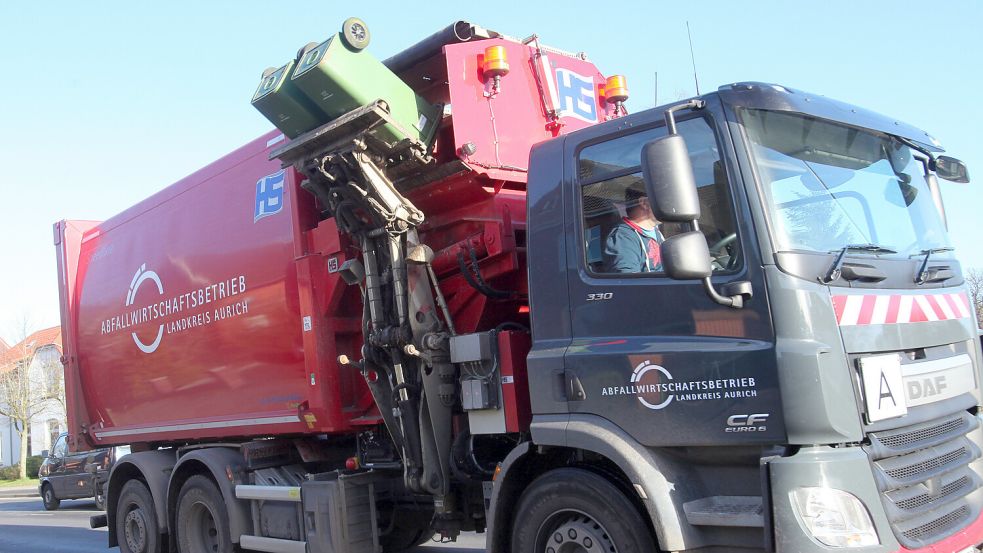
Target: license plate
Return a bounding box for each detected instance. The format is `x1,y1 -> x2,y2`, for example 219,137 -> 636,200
860,354 -> 907,422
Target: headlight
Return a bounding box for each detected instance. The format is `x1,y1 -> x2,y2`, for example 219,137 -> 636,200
791,487 -> 879,547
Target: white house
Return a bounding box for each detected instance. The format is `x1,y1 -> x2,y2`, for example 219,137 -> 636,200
0,327 -> 65,468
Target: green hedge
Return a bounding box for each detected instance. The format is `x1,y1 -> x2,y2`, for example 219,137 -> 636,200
0,456 -> 43,480
26,456 -> 42,477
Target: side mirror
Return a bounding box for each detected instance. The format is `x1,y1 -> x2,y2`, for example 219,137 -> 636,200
935,156 -> 970,183
40,450 -> 49,459
641,135 -> 701,221
661,232 -> 713,280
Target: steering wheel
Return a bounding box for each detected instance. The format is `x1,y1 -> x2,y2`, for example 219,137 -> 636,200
708,232 -> 738,270
709,233 -> 737,256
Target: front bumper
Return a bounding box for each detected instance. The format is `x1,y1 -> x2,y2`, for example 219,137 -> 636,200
771,446 -> 983,552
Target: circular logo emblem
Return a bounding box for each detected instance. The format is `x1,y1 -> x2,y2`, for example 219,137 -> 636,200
126,264 -> 164,354
631,360 -> 674,409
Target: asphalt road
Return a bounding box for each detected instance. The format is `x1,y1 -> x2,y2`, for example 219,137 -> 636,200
0,497 -> 113,553
0,497 -> 485,553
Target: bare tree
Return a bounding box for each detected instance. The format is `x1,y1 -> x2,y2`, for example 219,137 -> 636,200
967,268 -> 983,324
0,369 -> 48,479
0,316 -> 60,480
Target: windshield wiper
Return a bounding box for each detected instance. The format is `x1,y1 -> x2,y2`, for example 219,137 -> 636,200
914,246 -> 955,285
821,244 -> 898,284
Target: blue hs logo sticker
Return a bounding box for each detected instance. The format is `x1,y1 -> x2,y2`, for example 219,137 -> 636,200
554,68 -> 598,123
254,170 -> 285,222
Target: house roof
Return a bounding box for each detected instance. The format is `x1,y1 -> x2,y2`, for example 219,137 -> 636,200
0,326 -> 62,371
0,337 -> 8,353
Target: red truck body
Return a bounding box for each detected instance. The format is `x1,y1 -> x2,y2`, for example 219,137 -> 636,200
54,135 -> 361,448
55,35 -> 611,451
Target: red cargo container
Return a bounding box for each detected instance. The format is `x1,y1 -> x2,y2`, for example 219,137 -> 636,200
55,132 -> 375,450
55,33 -> 607,453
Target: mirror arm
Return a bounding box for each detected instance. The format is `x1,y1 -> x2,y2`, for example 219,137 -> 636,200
900,137 -> 951,228
687,219 -> 747,309
663,99 -> 706,135
652,100 -> 746,309
925,172 -> 948,230
702,277 -> 740,308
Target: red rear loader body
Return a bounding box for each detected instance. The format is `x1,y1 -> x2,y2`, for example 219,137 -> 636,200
55,134 -> 371,449
55,32 -> 607,452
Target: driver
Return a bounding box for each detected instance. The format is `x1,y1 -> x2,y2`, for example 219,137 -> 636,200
603,188 -> 665,273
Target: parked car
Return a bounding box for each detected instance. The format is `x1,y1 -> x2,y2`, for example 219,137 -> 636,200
38,432 -> 129,511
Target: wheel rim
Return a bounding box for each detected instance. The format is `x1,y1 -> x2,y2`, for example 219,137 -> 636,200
185,500 -> 220,553
537,511 -> 616,553
44,488 -> 53,504
123,505 -> 148,552
348,22 -> 367,43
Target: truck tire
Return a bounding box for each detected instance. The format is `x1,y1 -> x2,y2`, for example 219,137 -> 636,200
510,468 -> 657,553
175,475 -> 233,553
380,512 -> 435,552
41,483 -> 60,511
116,480 -> 161,553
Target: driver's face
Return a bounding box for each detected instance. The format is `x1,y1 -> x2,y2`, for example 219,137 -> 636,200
638,197 -> 658,221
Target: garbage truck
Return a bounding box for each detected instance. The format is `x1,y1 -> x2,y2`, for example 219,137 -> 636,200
54,17 -> 981,553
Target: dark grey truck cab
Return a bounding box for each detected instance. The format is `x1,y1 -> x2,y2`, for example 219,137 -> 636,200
517,82 -> 982,552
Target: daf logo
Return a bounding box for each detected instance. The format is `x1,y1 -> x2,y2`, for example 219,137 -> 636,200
726,413 -> 769,433
908,376 -> 947,401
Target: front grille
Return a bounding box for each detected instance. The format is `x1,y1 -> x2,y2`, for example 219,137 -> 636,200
883,446 -> 969,482
867,411 -> 976,459
866,411 -> 983,549
895,476 -> 971,511
901,506 -> 970,543
878,416 -> 968,450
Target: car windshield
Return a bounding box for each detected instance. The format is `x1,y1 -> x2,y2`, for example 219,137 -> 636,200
741,109 -> 951,258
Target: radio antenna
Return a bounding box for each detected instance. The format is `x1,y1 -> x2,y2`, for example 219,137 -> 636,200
686,21 -> 700,95
654,71 -> 659,107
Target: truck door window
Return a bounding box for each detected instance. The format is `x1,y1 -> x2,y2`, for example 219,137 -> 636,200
579,116 -> 740,275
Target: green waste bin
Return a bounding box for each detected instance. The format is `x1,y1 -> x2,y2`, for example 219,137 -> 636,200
290,34 -> 441,148
251,60 -> 327,138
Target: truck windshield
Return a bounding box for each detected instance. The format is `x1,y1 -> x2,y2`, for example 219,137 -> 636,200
741,109 -> 951,258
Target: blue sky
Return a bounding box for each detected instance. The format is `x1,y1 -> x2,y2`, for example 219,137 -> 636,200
1,1 -> 980,343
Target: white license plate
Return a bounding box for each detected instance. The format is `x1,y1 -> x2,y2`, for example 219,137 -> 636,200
860,354 -> 907,422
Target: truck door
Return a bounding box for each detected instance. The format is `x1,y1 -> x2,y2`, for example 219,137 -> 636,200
562,100 -> 784,446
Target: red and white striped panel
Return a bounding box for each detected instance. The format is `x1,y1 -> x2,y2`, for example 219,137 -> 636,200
832,291 -> 972,326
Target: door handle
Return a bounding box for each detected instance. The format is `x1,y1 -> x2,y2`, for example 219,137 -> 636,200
564,370 -> 586,401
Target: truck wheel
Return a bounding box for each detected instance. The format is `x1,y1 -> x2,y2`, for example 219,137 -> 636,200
176,475 -> 233,553
380,511 -> 435,552
41,483 -> 60,511
116,480 -> 161,553
510,468 -> 656,553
